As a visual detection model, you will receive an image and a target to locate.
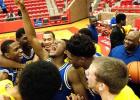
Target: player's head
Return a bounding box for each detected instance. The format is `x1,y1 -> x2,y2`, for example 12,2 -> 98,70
16,28 -> 30,47
42,31 -> 55,52
116,13 -> 126,26
1,40 -> 23,62
49,39 -> 67,59
18,61 -> 62,100
124,31 -> 140,52
66,34 -> 96,69
89,16 -> 98,27
85,57 -> 128,94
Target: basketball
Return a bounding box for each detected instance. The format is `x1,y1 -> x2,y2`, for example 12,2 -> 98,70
127,61 -> 140,84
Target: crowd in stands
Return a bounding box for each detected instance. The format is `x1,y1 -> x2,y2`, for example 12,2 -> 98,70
0,0 -> 17,21
0,0 -> 140,100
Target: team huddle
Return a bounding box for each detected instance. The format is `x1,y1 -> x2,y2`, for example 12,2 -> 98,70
0,0 -> 140,100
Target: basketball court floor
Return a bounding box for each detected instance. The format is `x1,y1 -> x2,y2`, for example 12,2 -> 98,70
0,18 -> 111,56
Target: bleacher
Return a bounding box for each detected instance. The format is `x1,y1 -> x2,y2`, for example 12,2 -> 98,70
55,0 -> 65,10
0,0 -> 71,33
111,0 -> 140,13
48,0 -> 70,26
96,0 -> 120,11
0,0 -> 49,21
55,0 -> 72,9
95,0 -> 140,13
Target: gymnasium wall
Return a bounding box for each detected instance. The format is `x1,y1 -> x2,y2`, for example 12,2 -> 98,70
69,0 -> 88,22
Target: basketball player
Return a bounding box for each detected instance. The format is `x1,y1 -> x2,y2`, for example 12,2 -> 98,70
0,28 -> 38,69
0,40 -> 23,82
66,34 -> 101,100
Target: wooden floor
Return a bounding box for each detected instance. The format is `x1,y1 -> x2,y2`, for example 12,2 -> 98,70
0,18 -> 111,56
0,18 -> 89,41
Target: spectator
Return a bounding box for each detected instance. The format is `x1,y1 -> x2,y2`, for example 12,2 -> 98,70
0,0 -> 7,13
5,12 -> 16,21
110,13 -> 126,49
109,31 -> 140,97
109,31 -> 140,64
88,16 -> 98,43
85,57 -> 139,100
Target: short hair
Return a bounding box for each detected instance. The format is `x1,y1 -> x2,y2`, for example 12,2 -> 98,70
116,13 -> 126,24
78,28 -> 93,40
127,31 -> 140,41
1,40 -> 15,55
66,34 -> 96,57
93,57 -> 128,94
16,28 -> 25,39
44,31 -> 55,39
18,61 -> 62,100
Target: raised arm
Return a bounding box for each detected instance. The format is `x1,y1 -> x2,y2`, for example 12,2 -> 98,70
0,55 -> 25,69
15,0 -> 49,60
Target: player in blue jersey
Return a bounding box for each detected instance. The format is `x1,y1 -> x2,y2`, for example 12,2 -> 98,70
49,39 -> 87,100
0,40 -> 23,82
0,27 -> 40,71
16,28 -> 36,62
66,34 -> 101,100
0,28 -> 38,69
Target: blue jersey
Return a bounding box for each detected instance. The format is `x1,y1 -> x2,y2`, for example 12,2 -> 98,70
53,63 -> 72,100
0,59 -> 25,83
0,49 -> 35,84
22,48 -> 35,63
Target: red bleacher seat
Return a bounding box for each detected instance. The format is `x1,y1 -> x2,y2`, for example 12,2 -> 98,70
121,0 -> 132,5
111,0 -> 140,13
0,0 -> 49,22
0,0 -> 70,29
